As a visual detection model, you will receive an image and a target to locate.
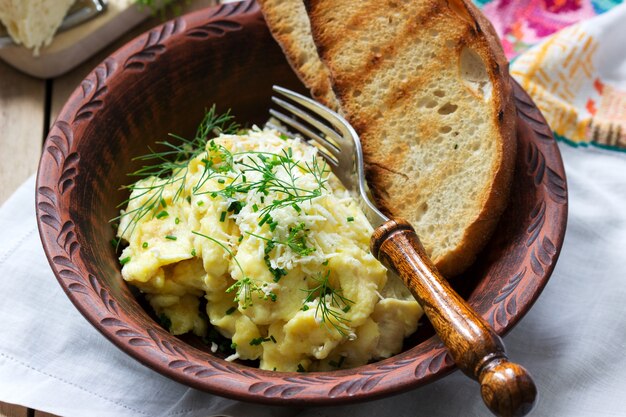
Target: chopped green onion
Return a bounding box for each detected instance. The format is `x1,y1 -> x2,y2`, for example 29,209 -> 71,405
165,235 -> 177,241
191,248 -> 197,257
156,211 -> 169,219
249,337 -> 267,346
142,242 -> 149,249
174,217 -> 180,224
347,216 -> 354,222
219,211 -> 227,222
258,213 -> 271,227
252,203 -> 259,212
218,178 -> 226,184
120,256 -> 131,265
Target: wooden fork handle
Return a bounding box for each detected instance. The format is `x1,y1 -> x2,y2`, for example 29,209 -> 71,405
371,219 -> 537,417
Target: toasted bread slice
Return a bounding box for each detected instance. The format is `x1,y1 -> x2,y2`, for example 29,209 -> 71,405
257,0 -> 340,110
261,0 -> 516,277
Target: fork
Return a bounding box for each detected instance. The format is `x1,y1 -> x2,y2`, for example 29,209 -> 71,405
269,86 -> 537,417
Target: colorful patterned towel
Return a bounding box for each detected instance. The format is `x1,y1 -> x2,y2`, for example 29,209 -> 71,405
474,0 -> 626,151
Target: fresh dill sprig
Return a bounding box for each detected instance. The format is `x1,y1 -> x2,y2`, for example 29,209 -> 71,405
113,106 -> 238,240
226,277 -> 277,309
302,271 -> 354,336
229,149 -> 329,218
192,231 -> 276,309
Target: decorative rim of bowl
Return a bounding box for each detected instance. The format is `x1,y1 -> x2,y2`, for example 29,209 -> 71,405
35,0 -> 568,405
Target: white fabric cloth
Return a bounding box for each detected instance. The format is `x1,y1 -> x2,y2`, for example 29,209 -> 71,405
2,4 -> 626,416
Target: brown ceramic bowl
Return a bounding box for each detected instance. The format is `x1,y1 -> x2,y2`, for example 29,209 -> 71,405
36,0 -> 567,405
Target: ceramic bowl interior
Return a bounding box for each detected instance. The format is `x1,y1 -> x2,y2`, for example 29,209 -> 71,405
36,0 -> 567,405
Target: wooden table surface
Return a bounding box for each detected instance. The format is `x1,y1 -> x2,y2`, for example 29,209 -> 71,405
0,2 -> 218,415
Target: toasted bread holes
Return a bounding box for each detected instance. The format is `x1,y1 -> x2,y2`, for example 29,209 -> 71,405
438,103 -> 458,115
459,47 -> 492,100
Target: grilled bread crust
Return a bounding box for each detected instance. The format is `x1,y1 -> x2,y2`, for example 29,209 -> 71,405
261,0 -> 516,277
257,0 -> 340,109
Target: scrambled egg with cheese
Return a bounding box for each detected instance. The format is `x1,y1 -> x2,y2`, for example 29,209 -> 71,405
117,127 -> 423,371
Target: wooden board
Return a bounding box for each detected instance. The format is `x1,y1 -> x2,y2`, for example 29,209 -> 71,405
0,403 -> 28,417
0,59 -> 45,205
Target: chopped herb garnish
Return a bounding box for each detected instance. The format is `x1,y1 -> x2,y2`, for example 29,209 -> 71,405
120,256 -> 131,265
258,213 -> 271,227
110,238 -> 120,248
197,201 -> 204,206
174,217 -> 180,224
302,270 -> 354,336
218,178 -> 226,184
165,235 -> 177,241
160,197 -> 167,208
219,211 -> 227,222
225,306 -> 237,315
249,336 -> 271,346
191,248 -> 197,257
347,216 -> 354,222
156,210 -> 169,219
231,342 -> 238,350
142,242 -> 149,248
226,277 -> 277,308
111,106 -> 239,238
227,201 -> 244,214
252,203 -> 259,212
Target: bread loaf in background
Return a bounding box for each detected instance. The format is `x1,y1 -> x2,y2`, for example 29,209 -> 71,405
0,0 -> 76,54
259,0 -> 516,277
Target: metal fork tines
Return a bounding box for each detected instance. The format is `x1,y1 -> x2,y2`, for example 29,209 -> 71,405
268,85 -> 388,227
